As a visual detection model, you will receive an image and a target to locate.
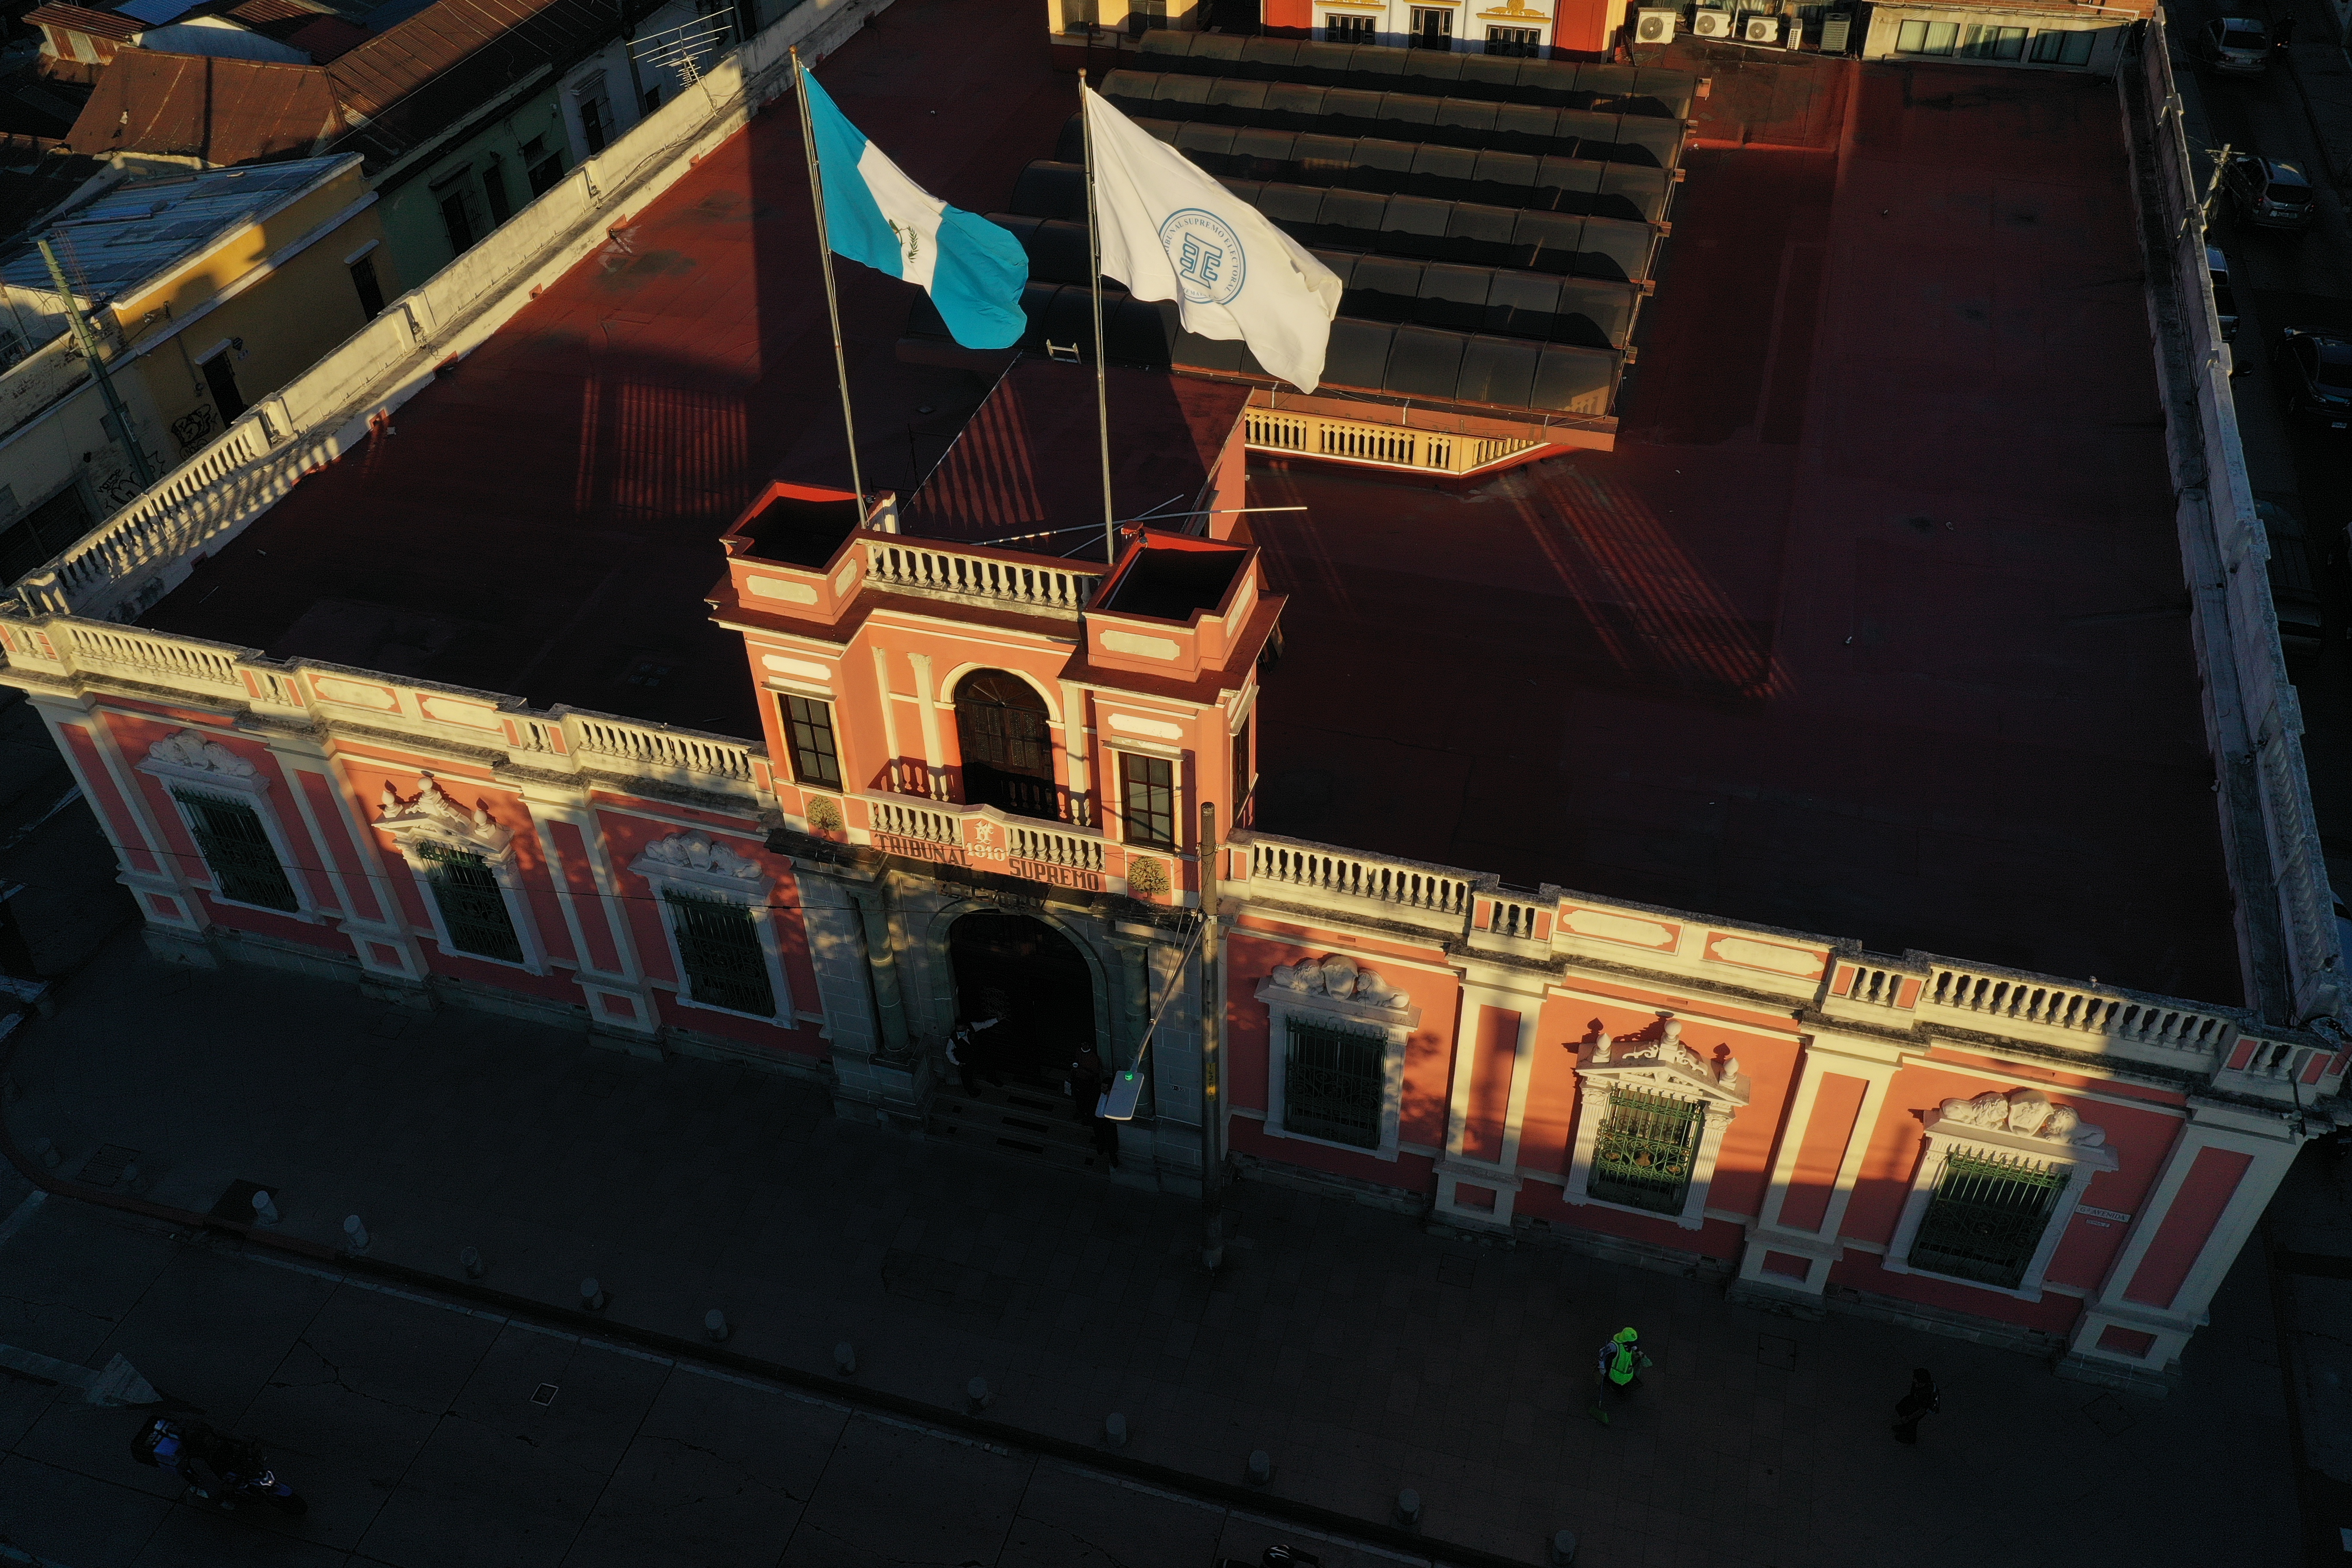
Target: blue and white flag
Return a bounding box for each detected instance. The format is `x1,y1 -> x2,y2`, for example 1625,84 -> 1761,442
799,67 -> 1028,350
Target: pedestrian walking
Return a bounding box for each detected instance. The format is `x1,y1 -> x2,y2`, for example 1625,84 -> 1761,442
946,1016 -> 999,1094
2274,12 -> 2297,49
1068,1046 -> 1105,1124
1890,1368 -> 1940,1444
1588,1326 -> 1648,1425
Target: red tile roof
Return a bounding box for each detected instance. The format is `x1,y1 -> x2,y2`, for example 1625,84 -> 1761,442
61,50 -> 343,165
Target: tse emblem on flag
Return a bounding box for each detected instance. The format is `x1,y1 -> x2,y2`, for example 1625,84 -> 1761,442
1159,210 -> 1248,306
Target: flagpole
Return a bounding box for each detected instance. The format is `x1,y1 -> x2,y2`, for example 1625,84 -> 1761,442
793,46 -> 867,508
1080,75 -> 1116,566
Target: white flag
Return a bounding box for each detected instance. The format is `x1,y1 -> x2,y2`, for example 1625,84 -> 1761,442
1083,85 -> 1341,393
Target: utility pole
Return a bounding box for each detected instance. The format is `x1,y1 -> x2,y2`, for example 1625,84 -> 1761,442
37,236 -> 154,491
2198,141 -> 2231,233
1199,799 -> 1223,1271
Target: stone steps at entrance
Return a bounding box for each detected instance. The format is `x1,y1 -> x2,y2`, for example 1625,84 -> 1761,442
927,1081 -> 1106,1174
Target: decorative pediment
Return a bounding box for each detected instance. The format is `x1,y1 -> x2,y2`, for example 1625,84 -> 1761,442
1924,1088 -> 2119,1171
1257,952 -> 1422,1029
631,831 -> 768,896
376,771 -> 513,860
1572,1014 -> 1749,1106
142,729 -> 262,786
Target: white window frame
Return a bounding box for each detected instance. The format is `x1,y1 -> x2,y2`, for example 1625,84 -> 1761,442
1109,744 -> 1184,851
137,730 -> 316,921
1880,1091 -> 2120,1302
373,772 -> 546,973
629,831 -> 795,1025
1256,957 -> 1422,1162
1563,1022 -> 1751,1230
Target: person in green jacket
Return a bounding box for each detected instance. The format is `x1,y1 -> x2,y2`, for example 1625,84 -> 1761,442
1589,1326 -> 1650,1425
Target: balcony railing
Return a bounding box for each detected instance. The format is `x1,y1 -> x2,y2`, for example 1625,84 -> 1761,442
861,537 -> 1105,614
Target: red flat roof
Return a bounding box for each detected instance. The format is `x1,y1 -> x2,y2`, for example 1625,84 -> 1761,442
1247,58 -> 2239,1004
134,21 -> 2236,1002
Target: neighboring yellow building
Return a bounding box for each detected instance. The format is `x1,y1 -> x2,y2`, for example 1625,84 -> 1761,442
0,153 -> 390,582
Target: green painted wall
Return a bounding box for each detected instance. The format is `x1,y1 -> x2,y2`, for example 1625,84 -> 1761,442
373,82 -> 574,296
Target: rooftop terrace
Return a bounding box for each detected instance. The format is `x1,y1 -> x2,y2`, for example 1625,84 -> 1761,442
129,11 -> 2237,1004
1246,57 -> 2239,1004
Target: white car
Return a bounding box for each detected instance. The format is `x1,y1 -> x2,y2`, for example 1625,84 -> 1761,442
2198,15 -> 2272,73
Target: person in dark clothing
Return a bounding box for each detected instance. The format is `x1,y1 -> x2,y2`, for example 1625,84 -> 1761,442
1891,1368 -> 1940,1443
1069,1047 -> 1105,1123
2275,12 -> 2297,47
946,1017 -> 999,1094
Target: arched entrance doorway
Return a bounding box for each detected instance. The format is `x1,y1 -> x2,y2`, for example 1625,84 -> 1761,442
953,670 -> 1057,821
947,907 -> 1096,1081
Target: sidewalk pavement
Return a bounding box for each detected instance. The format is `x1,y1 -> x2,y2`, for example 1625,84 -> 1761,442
1,930 -> 2305,1568
2272,4 -> 2352,184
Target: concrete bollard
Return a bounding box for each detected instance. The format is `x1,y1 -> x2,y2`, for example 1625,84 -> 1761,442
834,1341 -> 857,1375
1246,1449 -> 1272,1485
250,1190 -> 279,1225
1548,1529 -> 1579,1565
30,1137 -> 57,1169
1104,1412 -> 1128,1448
343,1215 -> 370,1252
705,1309 -> 729,1343
581,1277 -> 607,1312
461,1246 -> 485,1278
965,1376 -> 992,1412
1394,1489 -> 1421,1528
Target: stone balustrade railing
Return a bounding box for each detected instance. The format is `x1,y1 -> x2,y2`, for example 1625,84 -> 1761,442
860,538 -> 1106,615
1240,832 -> 1477,920
0,612 -> 765,796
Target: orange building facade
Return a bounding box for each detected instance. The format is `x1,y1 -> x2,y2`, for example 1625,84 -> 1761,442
2,364 -> 2340,1393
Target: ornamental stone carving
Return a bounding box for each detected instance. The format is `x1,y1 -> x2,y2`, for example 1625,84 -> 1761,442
640,832 -> 762,882
147,730 -> 257,778
1935,1087 -> 2104,1147
1576,1014 -> 1748,1105
377,771 -> 513,856
1268,952 -> 1410,1011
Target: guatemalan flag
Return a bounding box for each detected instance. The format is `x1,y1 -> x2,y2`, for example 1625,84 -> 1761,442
799,67 -> 1029,350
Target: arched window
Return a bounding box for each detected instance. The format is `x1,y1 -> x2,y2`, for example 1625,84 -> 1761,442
953,670 -> 1057,820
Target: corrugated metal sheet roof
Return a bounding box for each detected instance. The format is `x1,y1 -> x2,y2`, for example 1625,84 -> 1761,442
3,153 -> 350,301
282,16 -> 372,61
326,0 -> 591,123
24,5 -> 144,43
61,49 -> 343,166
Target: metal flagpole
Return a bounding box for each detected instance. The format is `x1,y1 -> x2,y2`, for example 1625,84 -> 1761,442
792,46 -> 867,507
1080,74 -> 1116,565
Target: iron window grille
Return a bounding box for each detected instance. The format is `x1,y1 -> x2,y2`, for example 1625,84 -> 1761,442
780,693 -> 844,789
1326,13 -> 1375,42
1486,25 -> 1540,54
1283,1016 -> 1384,1148
172,788 -> 297,912
1589,1087 -> 1705,1215
1120,752 -> 1176,848
1907,1148 -> 2069,1289
416,840 -> 523,963
664,890 -> 775,1018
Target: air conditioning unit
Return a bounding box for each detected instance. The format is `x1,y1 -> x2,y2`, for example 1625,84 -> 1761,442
1690,6 -> 1733,37
1634,6 -> 1678,43
1742,13 -> 1780,42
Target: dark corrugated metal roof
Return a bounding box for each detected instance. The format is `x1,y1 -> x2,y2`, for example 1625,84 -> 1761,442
24,4 -> 144,43
326,0 -> 594,123
61,49 -> 343,165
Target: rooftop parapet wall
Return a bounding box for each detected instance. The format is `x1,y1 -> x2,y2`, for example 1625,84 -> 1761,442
2120,14 -> 2345,1035
0,0 -> 894,628
4,594 -> 2336,1104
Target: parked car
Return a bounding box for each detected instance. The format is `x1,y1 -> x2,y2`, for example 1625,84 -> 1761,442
2196,15 -> 2272,72
2275,326 -> 2352,425
2256,499 -> 2325,661
2226,154 -> 2316,230
2208,245 -> 2239,341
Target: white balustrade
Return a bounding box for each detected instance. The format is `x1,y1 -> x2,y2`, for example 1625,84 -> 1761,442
568,717 -> 754,782
63,625 -> 244,687
862,539 -> 1102,612
1008,820 -> 1106,875
1922,962 -> 2235,1057
1490,895 -> 1547,941
870,799 -> 961,845
1843,964 -> 1914,1007
1245,834 -> 1473,917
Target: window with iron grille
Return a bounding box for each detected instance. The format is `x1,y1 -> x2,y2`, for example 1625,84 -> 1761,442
172,789 -> 297,912
779,693 -> 843,789
664,890 -> 776,1017
1907,1148 -> 2068,1289
1325,12 -> 1375,42
1119,752 -> 1176,848
417,841 -> 523,963
1588,1087 -> 1704,1215
1486,25 -> 1540,54
1283,1016 -> 1384,1148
